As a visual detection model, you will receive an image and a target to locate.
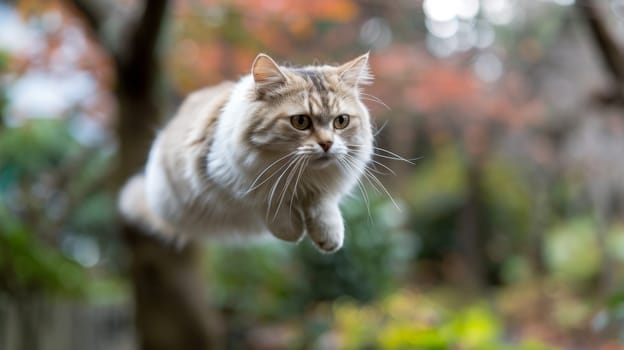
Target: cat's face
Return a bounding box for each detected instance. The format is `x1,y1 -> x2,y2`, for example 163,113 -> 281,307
245,54 -> 373,171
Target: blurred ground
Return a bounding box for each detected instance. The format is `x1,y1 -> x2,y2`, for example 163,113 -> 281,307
2,0 -> 624,349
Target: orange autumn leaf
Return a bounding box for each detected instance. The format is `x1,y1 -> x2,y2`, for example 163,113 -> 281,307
309,0 -> 358,22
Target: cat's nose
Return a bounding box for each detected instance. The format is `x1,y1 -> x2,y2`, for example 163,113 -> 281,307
318,141 -> 333,152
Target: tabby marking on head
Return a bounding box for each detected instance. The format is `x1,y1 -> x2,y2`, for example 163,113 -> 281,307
118,53 -> 374,253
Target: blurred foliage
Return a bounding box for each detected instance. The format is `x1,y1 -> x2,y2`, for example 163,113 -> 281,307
406,145 -> 466,260
0,120 -> 77,182
0,118 -> 117,298
3,0 -> 624,348
203,194 -> 412,322
295,196 -> 413,303
0,51 -> 8,71
545,217 -> 600,283
406,145 -> 532,278
0,51 -> 7,120
204,241 -> 302,321
333,289 -> 557,350
0,120 -> 86,296
0,215 -> 86,296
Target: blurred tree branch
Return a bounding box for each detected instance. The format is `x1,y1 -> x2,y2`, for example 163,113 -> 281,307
68,0 -> 103,34
118,0 -> 168,96
67,0 -> 167,86
576,0 -> 621,294
67,0 -> 121,67
576,0 -> 624,105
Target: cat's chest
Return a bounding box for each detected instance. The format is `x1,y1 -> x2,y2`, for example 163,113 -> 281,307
183,184 -> 265,236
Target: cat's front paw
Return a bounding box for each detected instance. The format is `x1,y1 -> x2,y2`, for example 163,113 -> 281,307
311,229 -> 343,253
304,201 -> 345,253
307,217 -> 344,253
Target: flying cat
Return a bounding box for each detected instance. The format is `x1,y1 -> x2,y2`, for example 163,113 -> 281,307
118,53 -> 374,253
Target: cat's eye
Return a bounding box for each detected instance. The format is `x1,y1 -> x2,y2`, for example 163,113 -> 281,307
290,114 -> 312,130
333,114 -> 350,129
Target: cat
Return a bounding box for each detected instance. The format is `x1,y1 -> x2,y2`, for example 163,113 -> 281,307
118,53 -> 374,253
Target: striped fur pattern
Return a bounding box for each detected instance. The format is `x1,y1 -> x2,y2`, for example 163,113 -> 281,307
118,53 -> 374,252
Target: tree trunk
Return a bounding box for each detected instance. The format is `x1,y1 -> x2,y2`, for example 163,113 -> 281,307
69,0 -> 223,348
576,0 -> 622,296
457,157 -> 487,289
116,88 -> 223,349
113,3 -> 223,349
528,174 -> 548,277
592,189 -> 614,296
124,224 -> 222,350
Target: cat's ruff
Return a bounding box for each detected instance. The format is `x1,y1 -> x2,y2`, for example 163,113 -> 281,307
118,53 -> 374,253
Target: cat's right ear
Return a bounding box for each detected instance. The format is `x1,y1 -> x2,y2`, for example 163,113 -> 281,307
337,52 -> 372,88
252,54 -> 287,95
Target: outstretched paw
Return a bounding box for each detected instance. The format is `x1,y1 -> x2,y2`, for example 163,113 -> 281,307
308,216 -> 344,253
311,232 -> 343,253
303,199 -> 345,253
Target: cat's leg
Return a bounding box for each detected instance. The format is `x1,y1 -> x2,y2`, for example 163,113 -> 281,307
303,198 -> 344,253
264,205 -> 306,242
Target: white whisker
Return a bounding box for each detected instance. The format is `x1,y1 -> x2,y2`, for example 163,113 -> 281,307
273,156 -> 304,221
373,153 -> 418,164
246,151 -> 297,194
373,120 -> 389,137
348,143 -> 419,165
360,92 -> 391,111
364,169 -> 400,210
368,158 -> 396,176
343,155 -> 400,211
372,146 -> 419,164
266,157 -> 299,219
338,158 -> 372,223
289,157 -> 309,218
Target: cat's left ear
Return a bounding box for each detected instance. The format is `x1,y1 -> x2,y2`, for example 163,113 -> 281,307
252,53 -> 287,95
337,52 -> 373,88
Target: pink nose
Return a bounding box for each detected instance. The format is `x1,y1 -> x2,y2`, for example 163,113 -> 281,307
319,141 -> 333,152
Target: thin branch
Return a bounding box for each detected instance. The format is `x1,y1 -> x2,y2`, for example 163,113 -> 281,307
69,0 -> 169,96
118,0 -> 169,96
576,0 -> 624,84
66,0 -> 125,68
66,0 -> 103,35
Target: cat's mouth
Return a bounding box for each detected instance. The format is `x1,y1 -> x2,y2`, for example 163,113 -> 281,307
316,155 -> 331,161
311,154 -> 335,167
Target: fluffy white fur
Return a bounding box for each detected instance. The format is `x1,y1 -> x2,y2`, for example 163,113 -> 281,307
119,53 -> 374,252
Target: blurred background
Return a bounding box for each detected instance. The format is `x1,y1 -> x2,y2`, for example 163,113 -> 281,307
2,0 -> 624,349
